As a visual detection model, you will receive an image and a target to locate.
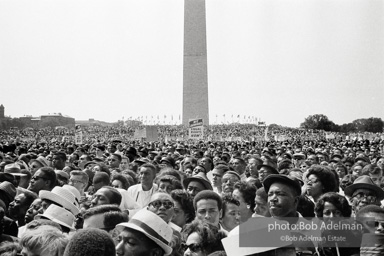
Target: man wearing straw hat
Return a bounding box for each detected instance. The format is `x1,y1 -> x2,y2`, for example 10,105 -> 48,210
39,186 -> 80,216
4,163 -> 27,187
116,209 -> 173,256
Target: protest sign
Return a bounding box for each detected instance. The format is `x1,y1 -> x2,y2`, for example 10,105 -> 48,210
188,118 -> 204,140
75,125 -> 83,145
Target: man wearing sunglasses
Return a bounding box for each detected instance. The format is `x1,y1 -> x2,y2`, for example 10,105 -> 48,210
27,167 -> 56,194
357,205 -> 384,254
344,175 -> 384,214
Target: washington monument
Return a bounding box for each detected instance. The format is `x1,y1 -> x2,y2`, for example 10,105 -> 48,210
182,0 -> 209,125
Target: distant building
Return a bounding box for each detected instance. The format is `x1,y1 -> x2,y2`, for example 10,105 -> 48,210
38,113 -> 75,128
76,118 -> 113,126
125,120 -> 142,127
0,104 -> 4,119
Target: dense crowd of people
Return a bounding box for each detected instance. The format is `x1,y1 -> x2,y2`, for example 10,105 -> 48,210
3,124 -> 382,144
0,124 -> 384,256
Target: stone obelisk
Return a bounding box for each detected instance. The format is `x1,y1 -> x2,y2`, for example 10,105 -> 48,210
182,0 -> 209,126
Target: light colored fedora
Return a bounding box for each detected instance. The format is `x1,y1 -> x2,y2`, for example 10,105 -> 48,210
4,163 -> 27,177
35,204 -> 75,231
62,185 -> 81,207
117,209 -> 173,255
31,156 -> 49,167
39,186 -> 80,215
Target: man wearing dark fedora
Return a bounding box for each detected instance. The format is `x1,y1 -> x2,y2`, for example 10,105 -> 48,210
263,174 -> 302,219
160,156 -> 175,169
257,159 -> 279,182
183,172 -> 213,199
344,175 -> 384,214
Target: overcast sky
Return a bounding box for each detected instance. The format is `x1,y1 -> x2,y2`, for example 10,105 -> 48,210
1,0 -> 383,128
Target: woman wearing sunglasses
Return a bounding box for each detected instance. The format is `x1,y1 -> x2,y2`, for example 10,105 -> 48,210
181,219 -> 226,256
147,192 -> 183,256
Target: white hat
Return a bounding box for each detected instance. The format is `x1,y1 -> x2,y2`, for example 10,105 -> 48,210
117,209 -> 173,255
62,185 -> 81,207
39,186 -> 80,216
35,204 -> 75,231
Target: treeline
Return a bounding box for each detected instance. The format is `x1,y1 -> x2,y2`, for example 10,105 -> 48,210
300,114 -> 384,133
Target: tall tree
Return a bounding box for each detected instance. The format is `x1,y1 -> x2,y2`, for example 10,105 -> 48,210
300,114 -> 336,131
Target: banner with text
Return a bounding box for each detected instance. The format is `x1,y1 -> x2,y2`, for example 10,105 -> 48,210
189,118 -> 204,140
75,125 -> 83,145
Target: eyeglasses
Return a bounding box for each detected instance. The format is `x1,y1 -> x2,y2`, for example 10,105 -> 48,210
148,200 -> 174,209
31,176 -> 47,181
181,243 -> 202,253
365,220 -> 384,229
353,192 -> 376,202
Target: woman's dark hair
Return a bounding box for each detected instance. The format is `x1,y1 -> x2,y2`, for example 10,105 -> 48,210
329,168 -> 340,192
157,168 -> 182,181
111,174 -> 130,190
156,175 -> 183,191
297,195 -> 315,219
233,181 -> 256,213
335,163 -> 347,177
94,163 -> 111,177
121,170 -> 138,185
181,219 -> 227,255
170,189 -> 195,224
315,192 -> 352,217
350,162 -> 365,174
306,165 -> 337,194
221,195 -> 240,218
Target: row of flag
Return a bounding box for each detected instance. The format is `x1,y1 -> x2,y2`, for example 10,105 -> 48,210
120,115 -> 266,125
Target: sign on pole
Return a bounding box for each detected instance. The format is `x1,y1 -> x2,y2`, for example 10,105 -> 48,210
75,125 -> 83,145
188,118 -> 204,140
